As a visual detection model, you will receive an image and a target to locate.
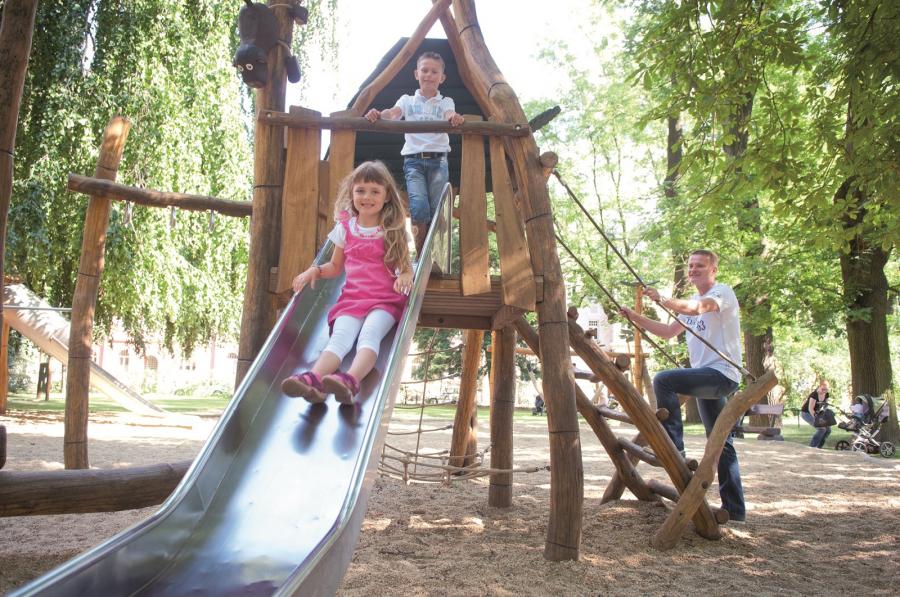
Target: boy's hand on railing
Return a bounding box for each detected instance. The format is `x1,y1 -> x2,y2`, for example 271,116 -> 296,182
364,109 -> 381,123
447,112 -> 464,127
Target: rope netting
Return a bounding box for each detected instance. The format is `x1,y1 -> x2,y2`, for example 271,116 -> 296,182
379,329 -> 549,484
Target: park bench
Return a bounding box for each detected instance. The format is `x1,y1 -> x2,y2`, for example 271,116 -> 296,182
735,403 -> 784,440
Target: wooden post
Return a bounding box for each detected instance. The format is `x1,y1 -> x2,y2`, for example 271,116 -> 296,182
0,321 -> 9,414
449,329 -> 483,469
453,0 -> 583,560
634,285 -> 644,396
459,118 -> 491,296
235,1 -> 297,385
276,106 -> 321,295
488,327 -> 515,507
64,116 -> 130,470
0,0 -> 39,349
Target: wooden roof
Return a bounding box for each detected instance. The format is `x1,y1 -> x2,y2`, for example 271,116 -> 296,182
345,37 -> 493,192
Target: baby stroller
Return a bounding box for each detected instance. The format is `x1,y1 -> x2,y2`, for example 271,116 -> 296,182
835,396 -> 895,457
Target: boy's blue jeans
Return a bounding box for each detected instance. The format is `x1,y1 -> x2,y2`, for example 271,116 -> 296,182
653,367 -> 745,520
403,155 -> 449,226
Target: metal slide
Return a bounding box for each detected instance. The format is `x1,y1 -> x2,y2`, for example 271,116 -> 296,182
12,188 -> 452,597
2,283 -> 163,415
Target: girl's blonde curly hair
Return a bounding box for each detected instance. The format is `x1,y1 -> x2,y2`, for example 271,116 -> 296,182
333,161 -> 411,272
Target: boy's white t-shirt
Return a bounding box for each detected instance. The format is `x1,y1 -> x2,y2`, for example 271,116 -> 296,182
394,89 -> 454,154
677,283 -> 743,383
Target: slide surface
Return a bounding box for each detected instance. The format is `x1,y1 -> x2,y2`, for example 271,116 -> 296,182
2,283 -> 163,415
12,189 -> 451,596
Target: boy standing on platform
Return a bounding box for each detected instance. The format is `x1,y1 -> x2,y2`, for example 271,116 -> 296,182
365,51 -> 464,255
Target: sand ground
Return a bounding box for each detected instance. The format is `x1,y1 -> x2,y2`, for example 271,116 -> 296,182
1,408 -> 898,596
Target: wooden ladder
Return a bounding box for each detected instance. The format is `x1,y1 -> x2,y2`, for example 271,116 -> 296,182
514,310 -> 777,549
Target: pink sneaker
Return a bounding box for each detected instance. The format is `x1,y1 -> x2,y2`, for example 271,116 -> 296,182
281,371 -> 326,403
322,371 -> 360,405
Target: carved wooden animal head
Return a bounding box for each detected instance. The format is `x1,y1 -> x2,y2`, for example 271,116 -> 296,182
233,1 -> 288,88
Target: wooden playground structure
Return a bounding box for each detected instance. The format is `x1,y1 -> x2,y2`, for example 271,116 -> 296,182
0,0 -> 778,561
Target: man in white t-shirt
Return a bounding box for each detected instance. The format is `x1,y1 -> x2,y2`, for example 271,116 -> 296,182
620,249 -> 746,522
365,51 -> 464,255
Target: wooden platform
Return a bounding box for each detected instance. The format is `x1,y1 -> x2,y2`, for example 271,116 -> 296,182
419,275 -> 541,329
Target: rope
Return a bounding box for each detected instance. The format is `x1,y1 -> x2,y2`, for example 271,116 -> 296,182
554,232 -> 682,369
378,334 -> 550,484
551,169 -> 754,380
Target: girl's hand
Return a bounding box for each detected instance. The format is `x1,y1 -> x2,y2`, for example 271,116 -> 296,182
293,266 -> 320,293
394,271 -> 413,295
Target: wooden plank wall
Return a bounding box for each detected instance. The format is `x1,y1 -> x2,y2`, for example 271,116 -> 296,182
277,107 -> 321,295
459,116 -> 491,296
488,136 -> 535,311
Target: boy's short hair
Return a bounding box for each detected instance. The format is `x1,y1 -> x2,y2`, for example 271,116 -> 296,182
417,51 -> 445,70
690,249 -> 719,268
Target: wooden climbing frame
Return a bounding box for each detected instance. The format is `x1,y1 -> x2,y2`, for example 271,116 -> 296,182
514,309 -> 777,549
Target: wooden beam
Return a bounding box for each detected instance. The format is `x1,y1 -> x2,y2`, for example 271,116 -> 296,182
259,110 -> 528,136
433,0 -> 495,117
0,321 -> 8,414
65,116 -> 130,470
449,329 -> 484,469
618,436 -> 661,467
0,461 -> 191,516
418,313 -> 491,330
652,370 -> 778,549
489,327 -> 515,507
491,305 -> 525,330
326,109 -> 356,230
539,151 -> 558,180
453,0 -> 582,560
276,106 -> 321,295
67,174 -> 251,217
349,0 -> 452,116
459,116 -> 491,296
454,206 -> 496,233
489,136 -> 535,311
316,159 -> 331,248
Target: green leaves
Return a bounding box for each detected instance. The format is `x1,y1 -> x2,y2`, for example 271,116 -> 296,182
8,1 -> 335,355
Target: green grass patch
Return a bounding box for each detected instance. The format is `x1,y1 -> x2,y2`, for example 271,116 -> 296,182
4,392 -> 230,416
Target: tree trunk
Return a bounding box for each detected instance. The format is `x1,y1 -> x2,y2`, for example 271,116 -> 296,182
0,0 -> 39,347
722,93 -> 775,425
663,111 -> 702,425
837,182 -> 893,397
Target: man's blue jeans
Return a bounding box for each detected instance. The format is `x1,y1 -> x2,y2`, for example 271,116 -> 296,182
653,367 -> 745,520
403,156 -> 449,226
800,411 -> 831,448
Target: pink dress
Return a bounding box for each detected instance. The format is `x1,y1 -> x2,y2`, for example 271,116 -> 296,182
327,216 -> 408,326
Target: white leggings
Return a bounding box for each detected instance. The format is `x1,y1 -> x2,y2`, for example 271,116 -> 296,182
323,309 -> 397,361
